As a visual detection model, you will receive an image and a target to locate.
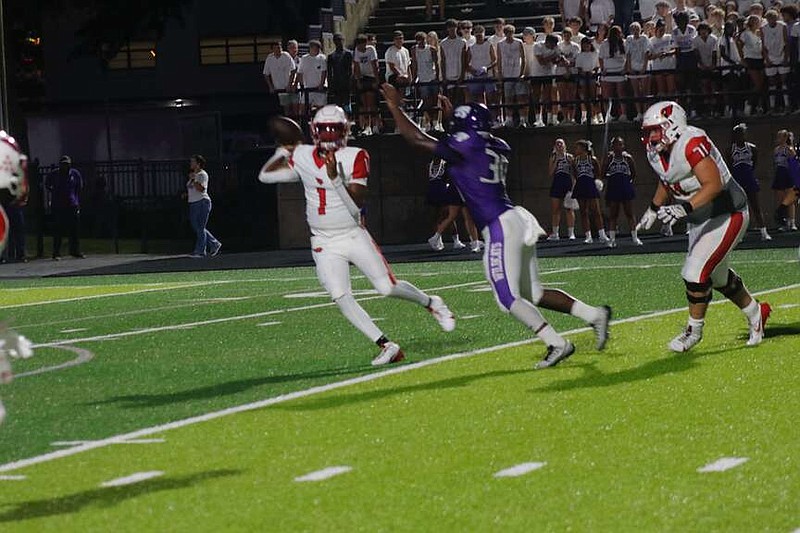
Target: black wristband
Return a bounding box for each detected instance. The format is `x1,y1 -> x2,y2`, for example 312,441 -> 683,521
649,202 -> 660,212
679,201 -> 694,213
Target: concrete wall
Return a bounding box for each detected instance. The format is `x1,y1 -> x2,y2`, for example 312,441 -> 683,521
276,118 -> 798,248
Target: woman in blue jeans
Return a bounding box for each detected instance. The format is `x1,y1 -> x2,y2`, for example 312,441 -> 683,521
187,154 -> 222,257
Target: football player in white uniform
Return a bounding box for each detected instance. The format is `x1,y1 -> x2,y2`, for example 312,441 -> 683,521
258,105 -> 455,366
0,131 -> 34,425
636,102 -> 771,352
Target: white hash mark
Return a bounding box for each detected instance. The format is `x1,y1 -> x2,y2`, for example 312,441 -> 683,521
294,466 -> 352,482
101,471 -> 164,487
493,462 -> 547,478
697,457 -> 749,473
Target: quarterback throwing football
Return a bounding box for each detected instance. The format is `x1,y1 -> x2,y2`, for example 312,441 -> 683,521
636,101 -> 771,352
259,106 -> 455,366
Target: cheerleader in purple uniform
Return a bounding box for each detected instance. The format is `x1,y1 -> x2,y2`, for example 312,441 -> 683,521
571,140 -> 609,244
546,139 -> 577,241
730,124 -> 771,240
773,130 -> 798,231
602,137 -> 642,247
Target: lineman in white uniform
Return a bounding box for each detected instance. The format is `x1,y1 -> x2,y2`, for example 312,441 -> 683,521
636,101 -> 771,352
258,106 -> 455,366
0,131 -> 34,425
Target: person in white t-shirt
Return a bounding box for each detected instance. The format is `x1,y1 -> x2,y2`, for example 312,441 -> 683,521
297,40 -> 328,114
556,28 -> 581,124
626,22 -> 650,121
496,24 -> 526,127
531,33 -> 560,126
488,17 -> 506,47
466,25 -> 498,115
567,17 -> 587,45
459,20 -> 476,47
588,0 -> 615,32
263,42 -> 297,116
576,37 -> 601,124
536,17 -> 562,44
412,31 -> 441,131
736,14 -> 767,115
780,5 -> 799,113
521,27 -> 538,126
762,10 -> 790,112
186,155 -> 221,258
354,34 -> 380,135
286,40 -> 301,119
694,22 -> 719,116
385,31 -> 412,88
649,20 -> 677,99
599,25 -> 628,120
440,18 -> 468,104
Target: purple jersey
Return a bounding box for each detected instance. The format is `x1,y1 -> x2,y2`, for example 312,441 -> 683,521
434,131 -> 514,229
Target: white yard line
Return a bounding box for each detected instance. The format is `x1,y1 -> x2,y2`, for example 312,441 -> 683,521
0,475 -> 26,481
0,283 -> 206,310
32,281 -> 486,349
100,471 -> 164,487
256,321 -> 283,327
697,457 -> 749,473
294,466 -> 352,482
1,282 -> 797,474
493,462 -> 547,478
51,439 -> 164,447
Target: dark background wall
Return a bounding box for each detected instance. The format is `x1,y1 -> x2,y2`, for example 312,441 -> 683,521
275,119 -> 798,248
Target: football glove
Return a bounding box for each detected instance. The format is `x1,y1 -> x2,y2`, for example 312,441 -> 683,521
657,202 -> 693,225
636,203 -> 659,231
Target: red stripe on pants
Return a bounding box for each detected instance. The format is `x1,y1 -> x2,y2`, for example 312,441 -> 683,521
699,211 -> 744,283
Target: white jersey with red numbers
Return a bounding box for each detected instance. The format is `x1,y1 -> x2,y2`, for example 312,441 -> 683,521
289,144 -> 369,238
646,125 -> 747,224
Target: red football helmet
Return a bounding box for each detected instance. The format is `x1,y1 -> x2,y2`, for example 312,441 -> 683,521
310,105 -> 349,151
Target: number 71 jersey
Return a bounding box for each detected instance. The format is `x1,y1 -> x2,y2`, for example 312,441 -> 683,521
646,125 -> 746,222
289,144 -> 369,238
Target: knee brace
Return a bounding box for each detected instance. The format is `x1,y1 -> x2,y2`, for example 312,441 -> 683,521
715,269 -> 743,299
684,279 -> 712,304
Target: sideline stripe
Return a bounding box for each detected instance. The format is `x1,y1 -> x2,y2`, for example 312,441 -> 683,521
494,462 -> 547,478
697,457 -> 749,473
1,283 -> 797,474
294,466 -> 352,482
100,471 -> 164,487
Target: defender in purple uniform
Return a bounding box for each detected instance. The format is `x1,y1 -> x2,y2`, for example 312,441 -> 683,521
729,124 -> 771,241
382,83 -> 611,368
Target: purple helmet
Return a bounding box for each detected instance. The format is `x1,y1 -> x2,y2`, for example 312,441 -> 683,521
450,103 -> 492,133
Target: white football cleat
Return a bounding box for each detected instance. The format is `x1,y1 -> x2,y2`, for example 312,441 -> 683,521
452,238 -> 466,250
371,342 -> 405,366
428,295 -> 456,332
535,341 -> 576,369
583,236 -> 593,244
593,306 -> 612,350
428,234 -> 444,251
669,326 -> 703,352
746,302 -> 772,346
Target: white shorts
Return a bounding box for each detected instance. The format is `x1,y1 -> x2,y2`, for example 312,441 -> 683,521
481,207 -> 547,311
682,210 -> 749,286
765,65 -> 790,77
306,91 -> 327,107
311,226 -> 396,300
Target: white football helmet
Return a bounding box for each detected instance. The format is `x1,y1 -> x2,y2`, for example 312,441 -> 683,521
0,131 -> 27,200
641,101 -> 687,154
310,105 -> 349,151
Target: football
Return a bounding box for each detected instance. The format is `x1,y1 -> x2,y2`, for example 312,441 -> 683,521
269,116 -> 305,145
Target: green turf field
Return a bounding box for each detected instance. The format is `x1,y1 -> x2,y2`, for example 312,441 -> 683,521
1,249 -> 799,531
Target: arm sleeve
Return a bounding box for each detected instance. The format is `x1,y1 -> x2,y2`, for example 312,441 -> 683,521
258,149 -> 300,184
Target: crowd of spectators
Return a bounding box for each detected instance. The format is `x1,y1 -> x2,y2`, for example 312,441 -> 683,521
263,0 -> 800,132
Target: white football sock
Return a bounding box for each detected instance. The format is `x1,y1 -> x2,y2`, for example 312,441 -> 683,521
571,300 -> 601,325
687,316 -> 705,335
510,300 -> 565,347
389,280 -> 431,306
335,293 -> 383,342
742,299 -> 760,326
552,225 -> 559,236
567,227 -> 575,238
